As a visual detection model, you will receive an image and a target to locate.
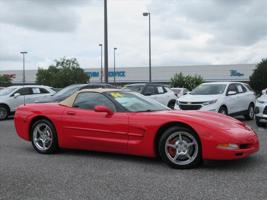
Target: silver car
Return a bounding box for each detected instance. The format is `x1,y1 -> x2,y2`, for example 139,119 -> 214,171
0,85 -> 56,120
255,89 -> 267,127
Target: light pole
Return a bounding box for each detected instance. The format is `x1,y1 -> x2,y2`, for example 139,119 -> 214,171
113,47 -> 117,83
104,0 -> 109,83
143,12 -> 152,82
20,51 -> 28,85
99,44 -> 103,83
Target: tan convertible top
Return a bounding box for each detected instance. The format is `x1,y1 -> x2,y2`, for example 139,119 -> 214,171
59,88 -> 121,107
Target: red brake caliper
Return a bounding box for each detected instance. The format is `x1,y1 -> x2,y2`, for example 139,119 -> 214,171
168,138 -> 177,157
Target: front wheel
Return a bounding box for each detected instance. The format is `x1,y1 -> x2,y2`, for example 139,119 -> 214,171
0,106 -> 9,120
158,126 -> 202,169
244,104 -> 254,120
218,106 -> 228,115
31,119 -> 59,154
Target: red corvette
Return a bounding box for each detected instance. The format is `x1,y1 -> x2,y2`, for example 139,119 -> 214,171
14,89 -> 259,168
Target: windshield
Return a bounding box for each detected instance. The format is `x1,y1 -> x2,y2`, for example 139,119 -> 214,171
0,87 -> 17,96
124,85 -> 144,93
107,91 -> 169,112
191,84 -> 227,95
54,84 -> 83,98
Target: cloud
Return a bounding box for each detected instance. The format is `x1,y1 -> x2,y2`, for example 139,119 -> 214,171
149,0 -> 267,46
0,0 -> 93,32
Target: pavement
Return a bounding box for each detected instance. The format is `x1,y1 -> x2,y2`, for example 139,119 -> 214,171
0,117 -> 267,200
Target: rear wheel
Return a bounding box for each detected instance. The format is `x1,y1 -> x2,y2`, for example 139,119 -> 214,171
158,126 -> 202,169
31,119 -> 59,154
0,106 -> 9,120
244,104 -> 255,120
218,106 -> 228,115
256,117 -> 266,127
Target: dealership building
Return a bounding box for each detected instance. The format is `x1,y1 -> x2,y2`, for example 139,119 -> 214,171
0,64 -> 256,84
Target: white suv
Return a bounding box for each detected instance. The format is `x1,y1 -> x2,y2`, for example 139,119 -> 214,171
176,82 -> 256,120
255,89 -> 267,127
0,85 -> 56,120
124,83 -> 177,109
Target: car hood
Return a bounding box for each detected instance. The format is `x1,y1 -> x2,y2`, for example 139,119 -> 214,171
178,94 -> 220,102
257,95 -> 267,102
154,110 -> 246,130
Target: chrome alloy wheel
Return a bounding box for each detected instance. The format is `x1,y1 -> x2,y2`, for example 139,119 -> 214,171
249,106 -> 254,119
165,131 -> 198,166
32,123 -> 53,151
0,107 -> 8,120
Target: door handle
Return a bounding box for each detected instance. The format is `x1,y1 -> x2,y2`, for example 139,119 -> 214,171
67,111 -> 76,115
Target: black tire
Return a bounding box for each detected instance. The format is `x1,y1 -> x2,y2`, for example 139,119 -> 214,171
30,119 -> 59,154
218,106 -> 228,115
158,126 -> 202,169
244,104 -> 255,120
256,117 -> 266,127
0,105 -> 9,120
167,100 -> 176,109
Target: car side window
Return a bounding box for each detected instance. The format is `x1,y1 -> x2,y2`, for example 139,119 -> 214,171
32,88 -> 41,94
73,92 -> 116,111
14,87 -> 32,96
227,84 -> 238,95
156,86 -> 164,94
236,84 -> 243,93
240,84 -> 247,93
143,86 -> 155,95
40,88 -> 50,94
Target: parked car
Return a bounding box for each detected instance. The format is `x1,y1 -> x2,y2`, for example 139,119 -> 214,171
255,89 -> 267,127
0,85 -> 56,120
176,82 -> 256,120
34,83 -> 116,103
171,87 -> 189,98
124,83 -> 177,109
14,89 -> 259,169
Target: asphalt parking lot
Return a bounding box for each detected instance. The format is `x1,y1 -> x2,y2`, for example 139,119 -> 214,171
0,118 -> 266,200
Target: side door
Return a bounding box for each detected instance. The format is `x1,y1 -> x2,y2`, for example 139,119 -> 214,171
142,85 -> 158,101
28,87 -> 52,103
152,86 -> 167,105
225,84 -> 240,114
236,83 -> 249,112
8,87 -> 33,110
61,92 -> 129,154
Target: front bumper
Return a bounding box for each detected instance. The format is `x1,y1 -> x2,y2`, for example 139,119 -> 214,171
255,103 -> 267,121
202,129 -> 259,160
175,103 -> 219,112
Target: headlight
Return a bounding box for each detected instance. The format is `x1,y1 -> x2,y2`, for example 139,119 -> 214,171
202,99 -> 217,106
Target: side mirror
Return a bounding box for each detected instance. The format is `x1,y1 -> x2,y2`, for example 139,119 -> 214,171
13,93 -> 21,98
227,91 -> 237,96
94,105 -> 113,116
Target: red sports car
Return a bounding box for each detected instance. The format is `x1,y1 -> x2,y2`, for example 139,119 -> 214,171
14,89 -> 259,168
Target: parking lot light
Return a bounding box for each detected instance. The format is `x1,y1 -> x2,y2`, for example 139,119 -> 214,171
143,12 -> 152,82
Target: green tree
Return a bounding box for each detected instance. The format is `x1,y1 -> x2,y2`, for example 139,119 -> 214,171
0,74 -> 12,87
170,72 -> 204,90
36,58 -> 89,88
250,59 -> 267,94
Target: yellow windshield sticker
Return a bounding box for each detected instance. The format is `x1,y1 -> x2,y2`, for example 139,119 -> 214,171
110,92 -> 123,98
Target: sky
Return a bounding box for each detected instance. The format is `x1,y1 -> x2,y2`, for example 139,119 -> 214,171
0,0 -> 267,70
